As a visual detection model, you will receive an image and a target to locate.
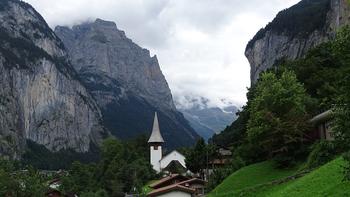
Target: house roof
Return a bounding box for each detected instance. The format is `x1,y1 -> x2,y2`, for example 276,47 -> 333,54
177,178 -> 207,186
147,184 -> 195,197
150,174 -> 190,189
148,112 -> 164,143
310,110 -> 333,124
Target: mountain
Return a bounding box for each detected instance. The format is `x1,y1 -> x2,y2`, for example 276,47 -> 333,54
54,20 -> 199,149
0,0 -> 108,159
246,0 -> 350,84
176,97 -> 238,141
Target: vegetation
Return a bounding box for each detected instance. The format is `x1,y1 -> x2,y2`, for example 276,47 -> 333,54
185,138 -> 217,177
22,140 -> 101,170
208,160 -> 300,197
209,158 -> 350,197
247,71 -> 311,166
60,137 -> 155,196
0,158 -> 47,197
210,25 -> 350,195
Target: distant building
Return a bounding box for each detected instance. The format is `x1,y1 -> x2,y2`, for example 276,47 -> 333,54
208,147 -> 232,169
309,110 -> 334,141
148,112 -> 187,173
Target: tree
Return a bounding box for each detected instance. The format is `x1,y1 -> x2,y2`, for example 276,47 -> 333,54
247,71 -> 311,166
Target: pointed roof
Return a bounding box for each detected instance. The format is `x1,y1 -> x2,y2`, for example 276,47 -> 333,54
148,112 -> 164,143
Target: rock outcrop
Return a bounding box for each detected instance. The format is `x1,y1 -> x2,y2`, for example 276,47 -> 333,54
246,0 -> 350,84
0,0 -> 107,158
55,20 -> 199,149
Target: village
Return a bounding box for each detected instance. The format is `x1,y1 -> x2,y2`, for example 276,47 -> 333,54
44,109 -> 334,197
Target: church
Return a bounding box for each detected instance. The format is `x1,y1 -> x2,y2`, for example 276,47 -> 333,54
148,112 -> 187,173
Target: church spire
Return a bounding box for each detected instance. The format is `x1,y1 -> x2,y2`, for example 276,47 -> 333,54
148,112 -> 164,143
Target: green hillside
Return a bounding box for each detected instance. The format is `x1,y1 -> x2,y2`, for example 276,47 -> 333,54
209,158 -> 350,197
208,161 -> 300,196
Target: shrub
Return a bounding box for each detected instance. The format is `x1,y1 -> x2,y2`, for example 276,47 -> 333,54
342,151 -> 350,181
305,141 -> 337,170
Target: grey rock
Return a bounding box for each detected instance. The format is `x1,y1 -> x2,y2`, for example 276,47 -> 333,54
0,0 -> 107,158
55,19 -> 199,149
246,0 -> 350,84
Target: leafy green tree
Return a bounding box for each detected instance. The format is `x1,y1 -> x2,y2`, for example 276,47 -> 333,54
185,138 -> 207,175
247,71 -> 311,166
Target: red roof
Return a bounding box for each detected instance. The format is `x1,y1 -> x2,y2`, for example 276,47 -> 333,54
177,178 -> 207,186
150,174 -> 190,189
147,184 -> 195,197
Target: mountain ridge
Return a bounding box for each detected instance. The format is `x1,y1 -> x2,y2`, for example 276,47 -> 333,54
55,19 -> 199,149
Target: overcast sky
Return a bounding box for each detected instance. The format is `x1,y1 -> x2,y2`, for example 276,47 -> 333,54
25,0 -> 300,108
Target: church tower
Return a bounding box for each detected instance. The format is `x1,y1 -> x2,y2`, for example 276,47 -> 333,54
148,112 -> 164,173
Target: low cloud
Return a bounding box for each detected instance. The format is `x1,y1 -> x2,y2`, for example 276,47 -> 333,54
25,0 -> 300,108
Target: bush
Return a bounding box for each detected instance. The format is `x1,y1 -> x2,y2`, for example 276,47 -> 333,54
342,151 -> 350,181
206,168 -> 232,192
305,141 -> 337,170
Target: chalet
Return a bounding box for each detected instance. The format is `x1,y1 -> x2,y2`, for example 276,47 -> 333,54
147,184 -> 195,197
309,110 -> 334,141
208,147 -> 232,168
150,174 -> 189,189
148,174 -> 206,197
148,112 -> 187,173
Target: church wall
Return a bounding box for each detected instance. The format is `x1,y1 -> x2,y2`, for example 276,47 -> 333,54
151,145 -> 162,172
156,191 -> 192,197
160,151 -> 186,170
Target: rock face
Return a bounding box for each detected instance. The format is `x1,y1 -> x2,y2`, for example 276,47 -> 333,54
55,20 -> 199,149
246,0 -> 350,84
0,0 -> 107,158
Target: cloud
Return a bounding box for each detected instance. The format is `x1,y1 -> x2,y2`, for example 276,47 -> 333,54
25,0 -> 300,108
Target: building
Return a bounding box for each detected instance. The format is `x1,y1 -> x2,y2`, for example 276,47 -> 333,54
147,174 -> 206,197
147,184 -> 195,197
309,110 -> 334,141
45,189 -> 62,197
148,112 -> 187,173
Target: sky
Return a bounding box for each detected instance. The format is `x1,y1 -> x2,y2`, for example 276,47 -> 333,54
24,0 -> 300,108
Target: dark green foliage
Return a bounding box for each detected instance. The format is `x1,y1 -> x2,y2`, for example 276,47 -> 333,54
247,71 -> 311,167
0,158 -> 46,197
22,140 -> 100,170
247,0 -> 330,49
60,137 -> 156,196
185,139 -> 217,178
342,151 -> 350,181
305,141 -> 338,170
185,138 -> 207,174
206,168 -> 232,192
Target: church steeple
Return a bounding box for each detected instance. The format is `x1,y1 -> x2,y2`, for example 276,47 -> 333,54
148,112 -> 164,143
148,112 -> 164,173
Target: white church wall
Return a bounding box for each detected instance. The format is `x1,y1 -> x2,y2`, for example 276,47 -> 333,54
150,145 -> 162,172
157,191 -> 192,197
160,150 -> 186,170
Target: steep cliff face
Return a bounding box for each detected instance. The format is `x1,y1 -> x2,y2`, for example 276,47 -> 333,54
55,20 -> 199,149
0,0 -> 107,158
246,0 -> 350,84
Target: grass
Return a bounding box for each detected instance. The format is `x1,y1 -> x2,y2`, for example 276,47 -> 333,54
254,157 -> 350,196
208,161 -> 300,197
209,157 -> 350,197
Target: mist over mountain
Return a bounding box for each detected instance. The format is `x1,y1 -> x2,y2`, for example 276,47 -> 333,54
175,96 -> 238,141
